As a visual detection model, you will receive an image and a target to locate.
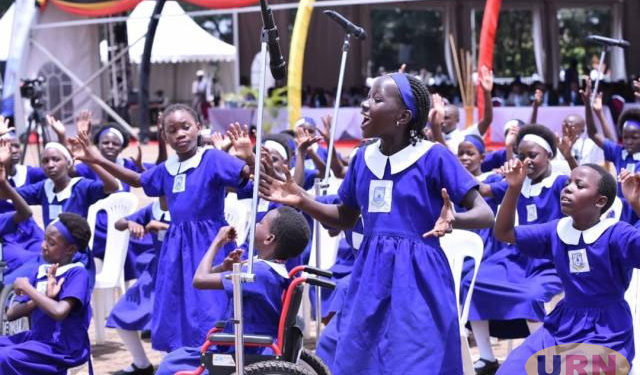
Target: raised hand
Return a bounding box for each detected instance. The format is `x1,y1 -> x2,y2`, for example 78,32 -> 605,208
211,131 -> 232,151
0,139 -> 11,173
221,249 -> 244,271
46,264 -> 65,298
533,89 -> 543,108
504,126 -> 519,148
0,115 -> 10,137
478,65 -> 494,92
620,170 -> 640,204
500,158 -> 527,187
259,165 -> 304,207
128,221 -> 146,239
68,130 -> 100,163
13,277 -> 31,296
592,92 -> 604,114
423,188 -> 455,238
130,145 -> 145,172
579,78 -> 592,105
46,114 -> 66,138
398,63 -> 407,73
295,127 -> 322,155
557,133 -> 576,160
213,226 -> 237,247
75,110 -> 92,134
633,78 -> 640,100
226,123 -> 253,162
318,114 -> 333,143
428,93 -> 445,126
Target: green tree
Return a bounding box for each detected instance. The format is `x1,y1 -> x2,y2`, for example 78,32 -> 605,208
557,8 -> 612,75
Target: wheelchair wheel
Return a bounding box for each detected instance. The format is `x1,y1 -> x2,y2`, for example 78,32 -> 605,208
242,360 -> 315,375
0,284 -> 30,336
298,349 -> 330,375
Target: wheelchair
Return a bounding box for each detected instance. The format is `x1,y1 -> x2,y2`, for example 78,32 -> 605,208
176,266 -> 335,375
0,244 -> 30,336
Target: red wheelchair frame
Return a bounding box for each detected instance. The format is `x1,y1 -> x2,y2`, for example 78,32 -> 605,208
175,265 -> 335,375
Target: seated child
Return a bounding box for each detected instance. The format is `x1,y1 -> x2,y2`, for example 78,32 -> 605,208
494,161 -> 636,373
156,206 -> 310,375
0,212 -> 93,374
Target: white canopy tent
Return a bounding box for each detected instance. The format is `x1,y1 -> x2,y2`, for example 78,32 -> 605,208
0,4 -> 14,61
100,0 -> 237,104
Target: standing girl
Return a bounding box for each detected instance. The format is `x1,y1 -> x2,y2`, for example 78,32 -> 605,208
73,103 -> 254,352
260,73 -> 494,373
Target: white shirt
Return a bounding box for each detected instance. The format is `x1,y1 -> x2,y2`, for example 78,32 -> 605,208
444,124 -> 481,154
553,136 -> 605,173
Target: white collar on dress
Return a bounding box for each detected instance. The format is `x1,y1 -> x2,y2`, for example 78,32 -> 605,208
621,149 -> 640,161
151,200 -> 171,222
9,164 -> 27,188
37,261 -> 84,279
165,147 -> 205,176
254,257 -> 289,279
521,173 -> 559,198
44,177 -> 81,204
476,171 -> 495,183
364,139 -> 433,179
556,216 -> 617,245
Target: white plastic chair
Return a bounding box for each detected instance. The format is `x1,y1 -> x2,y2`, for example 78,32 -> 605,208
87,192 -> 138,344
440,229 -> 484,375
224,193 -> 252,246
625,269 -> 640,374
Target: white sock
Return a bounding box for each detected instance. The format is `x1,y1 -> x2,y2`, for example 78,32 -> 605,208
117,329 -> 151,369
471,320 -> 496,362
527,320 -> 542,334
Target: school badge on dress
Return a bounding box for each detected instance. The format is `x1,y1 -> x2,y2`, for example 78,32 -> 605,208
368,180 -> 392,213
626,163 -> 636,173
172,174 -> 186,193
568,249 -> 590,273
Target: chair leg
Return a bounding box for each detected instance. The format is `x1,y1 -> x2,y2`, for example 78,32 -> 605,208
461,334 -> 475,375
93,288 -> 106,344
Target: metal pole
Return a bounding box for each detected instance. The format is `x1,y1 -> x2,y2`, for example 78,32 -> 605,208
246,36 -> 268,276
313,179 -> 325,341
231,262 -> 245,375
232,10 -> 241,94
323,33 -> 351,182
591,47 -> 607,104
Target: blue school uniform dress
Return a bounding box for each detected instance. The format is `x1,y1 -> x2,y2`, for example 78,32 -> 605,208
155,259 -> 289,375
497,217 -> 640,373
0,165 -> 47,272
331,140 -> 477,374
76,160 -> 150,280
139,147 -> 246,352
481,149 -> 508,173
468,173 -> 565,327
0,262 -> 92,374
106,201 -> 171,332
602,139 -> 640,223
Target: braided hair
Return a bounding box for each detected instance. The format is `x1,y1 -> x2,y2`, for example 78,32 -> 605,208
58,212 -> 92,251
404,74 -> 431,145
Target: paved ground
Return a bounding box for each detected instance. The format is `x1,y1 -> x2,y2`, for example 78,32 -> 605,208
20,142 -> 521,374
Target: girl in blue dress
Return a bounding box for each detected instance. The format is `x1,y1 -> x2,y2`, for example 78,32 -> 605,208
0,212 -> 93,374
584,82 -> 640,223
494,161 -> 636,373
107,199 -> 170,375
73,103 -> 254,352
156,206 -> 311,375
260,73 -> 494,374
471,124 -> 566,373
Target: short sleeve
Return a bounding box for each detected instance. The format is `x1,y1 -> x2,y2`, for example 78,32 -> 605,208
337,150 -> 360,209
612,222 -> 640,268
58,267 -> 90,309
514,221 -> 556,259
303,169 -> 319,190
73,163 -> 95,179
602,139 -> 621,163
206,149 -> 246,189
126,204 -> 153,226
79,179 -> 108,205
481,149 -> 507,172
140,164 -> 166,197
235,181 -> 254,200
489,180 -> 508,202
16,180 -> 45,205
428,145 -> 478,206
0,212 -> 17,235
27,167 -> 47,184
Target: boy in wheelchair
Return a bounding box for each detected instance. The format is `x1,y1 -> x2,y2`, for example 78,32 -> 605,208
156,206 -> 311,375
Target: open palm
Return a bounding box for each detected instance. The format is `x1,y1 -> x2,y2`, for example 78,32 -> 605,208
259,167 -> 304,207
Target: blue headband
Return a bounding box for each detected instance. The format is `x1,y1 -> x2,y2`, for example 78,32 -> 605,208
52,219 -> 81,248
624,120 -> 640,131
389,73 -> 418,121
463,135 -> 485,154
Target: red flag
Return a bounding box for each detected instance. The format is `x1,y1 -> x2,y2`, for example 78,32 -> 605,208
477,0 -> 501,143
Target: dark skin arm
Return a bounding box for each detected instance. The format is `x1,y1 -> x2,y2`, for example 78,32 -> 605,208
10,265 -> 75,322
530,89 -> 543,124
494,159 -> 527,244
476,66 -> 494,136
581,79 -> 605,149
0,141 -> 32,223
429,94 -> 447,148
592,92 -> 616,141
192,226 -> 244,289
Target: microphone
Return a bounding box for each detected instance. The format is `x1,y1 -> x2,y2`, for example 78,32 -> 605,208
259,0 -> 286,80
323,10 -> 367,40
585,35 -> 630,49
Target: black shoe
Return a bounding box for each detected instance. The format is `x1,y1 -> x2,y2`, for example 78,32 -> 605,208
113,364 -> 154,375
140,330 -> 151,340
474,358 -> 499,375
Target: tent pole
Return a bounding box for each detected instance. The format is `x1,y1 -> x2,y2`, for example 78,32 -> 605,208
137,0 -> 165,143
232,10 -> 240,93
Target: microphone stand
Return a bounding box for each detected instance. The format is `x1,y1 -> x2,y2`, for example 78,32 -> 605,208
232,1 -> 272,373
312,31 -> 352,343
591,46 -> 608,104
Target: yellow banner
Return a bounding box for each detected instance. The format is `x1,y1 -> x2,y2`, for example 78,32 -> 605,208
287,0 -> 315,129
